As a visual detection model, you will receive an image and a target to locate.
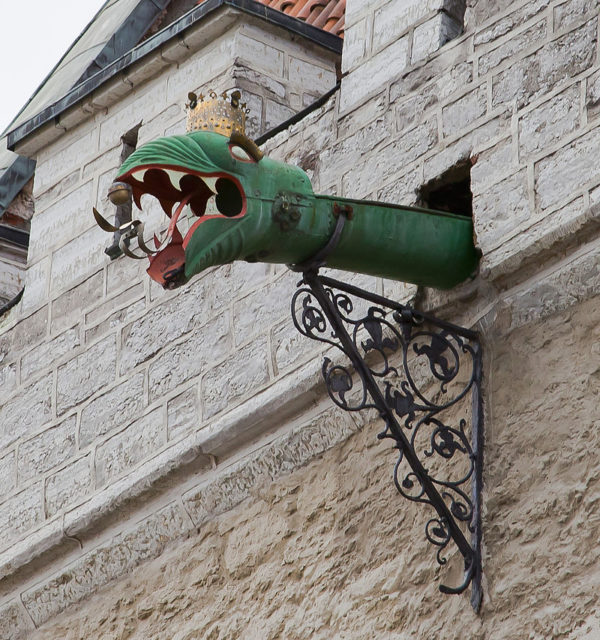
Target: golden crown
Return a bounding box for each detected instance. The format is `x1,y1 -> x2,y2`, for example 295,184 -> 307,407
186,90 -> 249,136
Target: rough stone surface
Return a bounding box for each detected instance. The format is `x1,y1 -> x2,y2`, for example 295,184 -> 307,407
0,483 -> 43,553
56,335 -> 117,415
79,373 -> 145,448
202,336 -> 270,419
45,455 -> 93,517
0,600 -> 32,640
148,312 -> 230,402
21,503 -> 192,628
0,377 -> 53,451
95,408 -> 166,487
22,295 -> 600,639
3,1 -> 600,637
491,20 -> 597,109
17,416 -> 77,484
519,84 -> 580,158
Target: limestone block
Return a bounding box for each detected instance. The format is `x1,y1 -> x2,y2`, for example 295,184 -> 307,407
473,170 -> 530,251
51,270 -> 103,335
340,36 -> 409,113
167,386 -> 200,441
0,376 -> 53,450
34,169 -> 79,210
0,482 -> 43,552
106,251 -> 147,296
470,136 -> 514,194
202,336 -> 270,419
478,19 -> 548,77
481,195 -> 595,281
519,85 -> 580,159
34,127 -> 99,194
79,372 -> 145,448
342,119 -> 438,199
17,416 -> 76,484
235,34 -> 285,78
342,18 -> 369,73
137,104 -> 182,148
0,600 -> 32,640
233,273 -> 296,347
56,335 -> 117,415
82,144 -> 121,184
345,0 -> 384,29
586,69 -> 600,120
0,451 -> 16,495
98,82 -> 168,153
506,241 -> 600,328
411,13 -> 463,65
165,34 -> 234,105
535,126 -> 600,210
378,166 -> 423,206
442,85 -> 487,137
49,225 -> 110,296
234,65 -> 286,99
95,408 -> 166,487
21,503 -> 192,627
0,362 -> 17,398
45,455 -> 92,517
85,283 -> 145,328
423,111 -> 510,184
119,274 -> 222,374
288,58 -> 336,95
271,318 -> 319,375
465,0 -> 522,30
225,260 -> 272,299
492,20 -> 597,109
473,0 -> 550,47
21,257 -> 49,312
149,311 -> 230,402
6,306 -> 49,357
21,325 -> 81,380
265,99 -> 295,131
554,0 -> 598,32
183,405 -> 357,526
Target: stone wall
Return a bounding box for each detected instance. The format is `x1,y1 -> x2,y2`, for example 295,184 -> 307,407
1,0 -> 600,637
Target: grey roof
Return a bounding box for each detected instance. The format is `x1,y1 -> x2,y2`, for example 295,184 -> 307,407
1,0 -> 171,217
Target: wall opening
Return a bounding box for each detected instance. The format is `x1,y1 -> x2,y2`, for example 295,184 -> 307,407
419,160 -> 472,218
0,175 -> 34,311
105,123 -> 142,259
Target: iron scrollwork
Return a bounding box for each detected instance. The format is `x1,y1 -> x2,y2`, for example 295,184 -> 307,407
291,271 -> 483,611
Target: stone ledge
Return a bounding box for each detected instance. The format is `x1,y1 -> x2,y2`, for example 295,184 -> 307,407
0,358 -> 327,584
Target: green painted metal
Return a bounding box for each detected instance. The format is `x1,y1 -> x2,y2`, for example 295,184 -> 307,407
115,130 -> 478,289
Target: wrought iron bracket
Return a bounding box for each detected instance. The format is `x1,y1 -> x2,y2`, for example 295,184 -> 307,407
290,269 -> 483,611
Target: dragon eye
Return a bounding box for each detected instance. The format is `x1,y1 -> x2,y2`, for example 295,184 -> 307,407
229,144 -> 255,163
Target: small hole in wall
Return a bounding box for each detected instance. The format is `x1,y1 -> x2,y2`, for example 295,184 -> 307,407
418,160 -> 473,218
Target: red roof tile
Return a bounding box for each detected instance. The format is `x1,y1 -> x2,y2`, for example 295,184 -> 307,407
196,0 -> 345,37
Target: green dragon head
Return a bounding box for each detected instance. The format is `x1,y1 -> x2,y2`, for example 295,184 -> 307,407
114,130 -> 317,288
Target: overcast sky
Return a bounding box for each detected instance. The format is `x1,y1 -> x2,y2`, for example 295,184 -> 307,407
0,1 -> 107,134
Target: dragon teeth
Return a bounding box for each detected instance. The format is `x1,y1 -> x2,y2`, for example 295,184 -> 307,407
164,169 -> 186,190
201,177 -> 218,194
132,169 -> 148,182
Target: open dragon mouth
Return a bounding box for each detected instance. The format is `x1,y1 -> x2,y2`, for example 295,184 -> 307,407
118,164 -> 247,288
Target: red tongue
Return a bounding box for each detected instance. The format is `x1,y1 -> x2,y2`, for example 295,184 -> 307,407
147,226 -> 185,288
146,194 -> 193,289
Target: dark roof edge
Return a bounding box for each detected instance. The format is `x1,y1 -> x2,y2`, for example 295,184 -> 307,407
76,0 -> 172,86
7,0 -> 342,151
0,156 -> 36,217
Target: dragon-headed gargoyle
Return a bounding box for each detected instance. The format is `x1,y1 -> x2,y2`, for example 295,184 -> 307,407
94,90 -> 478,290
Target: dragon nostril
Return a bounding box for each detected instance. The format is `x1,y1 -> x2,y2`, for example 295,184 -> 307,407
215,177 -> 243,217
